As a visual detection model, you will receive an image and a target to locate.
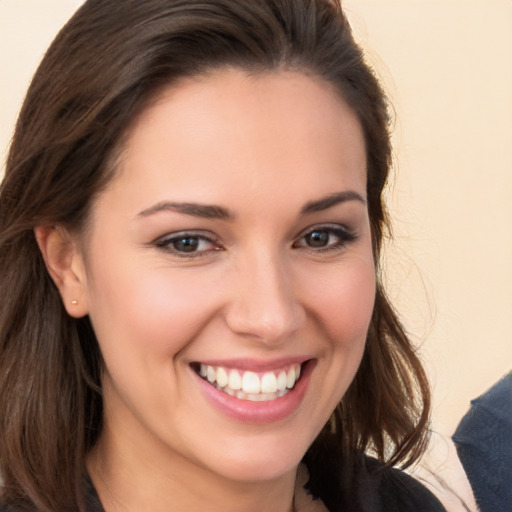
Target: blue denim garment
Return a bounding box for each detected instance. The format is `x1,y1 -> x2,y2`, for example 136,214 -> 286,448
453,373 -> 512,512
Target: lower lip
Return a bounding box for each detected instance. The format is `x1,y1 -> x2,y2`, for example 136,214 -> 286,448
194,361 -> 315,424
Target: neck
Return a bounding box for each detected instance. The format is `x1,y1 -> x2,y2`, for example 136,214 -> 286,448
87,427 -> 297,512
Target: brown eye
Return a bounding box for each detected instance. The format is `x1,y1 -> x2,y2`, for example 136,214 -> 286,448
304,230 -> 330,248
172,236 -> 201,253
156,232 -> 220,257
294,225 -> 357,251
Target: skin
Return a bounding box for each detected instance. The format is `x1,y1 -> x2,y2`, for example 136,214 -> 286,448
38,69 -> 376,512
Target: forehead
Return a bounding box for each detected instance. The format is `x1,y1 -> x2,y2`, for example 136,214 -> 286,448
98,69 -> 367,215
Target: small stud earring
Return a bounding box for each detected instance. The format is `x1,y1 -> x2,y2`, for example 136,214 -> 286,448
71,300 -> 78,305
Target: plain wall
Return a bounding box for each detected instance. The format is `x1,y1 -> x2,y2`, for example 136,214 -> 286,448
344,0 -> 512,433
1,0 -> 511,435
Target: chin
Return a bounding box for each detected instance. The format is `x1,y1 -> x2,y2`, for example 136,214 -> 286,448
215,456 -> 301,484
195,430 -> 314,483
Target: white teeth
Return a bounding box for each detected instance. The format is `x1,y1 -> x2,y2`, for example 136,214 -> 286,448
216,366 -> 229,388
228,369 -> 242,390
277,370 -> 287,391
207,365 -> 216,384
242,371 -> 261,394
286,367 -> 296,389
261,372 -> 278,393
196,363 -> 303,401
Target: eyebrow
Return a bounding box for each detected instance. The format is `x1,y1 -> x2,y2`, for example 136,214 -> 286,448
300,190 -> 366,215
137,190 -> 365,221
137,201 -> 234,220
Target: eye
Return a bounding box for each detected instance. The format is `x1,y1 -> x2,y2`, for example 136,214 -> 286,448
293,225 -> 357,251
155,232 -> 220,257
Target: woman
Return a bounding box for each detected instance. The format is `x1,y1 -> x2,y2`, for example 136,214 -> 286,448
0,1 -> 445,511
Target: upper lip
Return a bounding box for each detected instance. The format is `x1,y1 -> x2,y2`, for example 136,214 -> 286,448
190,356 -> 312,372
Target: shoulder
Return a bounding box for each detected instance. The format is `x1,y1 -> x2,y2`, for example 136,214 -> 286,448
299,456 -> 446,512
453,373 -> 512,512
361,457 -> 447,512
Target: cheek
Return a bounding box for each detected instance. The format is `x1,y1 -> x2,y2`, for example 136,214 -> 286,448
85,259 -> 222,362
305,258 -> 376,348
297,258 -> 375,428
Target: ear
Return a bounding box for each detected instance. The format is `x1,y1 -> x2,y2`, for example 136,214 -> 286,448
34,225 -> 89,318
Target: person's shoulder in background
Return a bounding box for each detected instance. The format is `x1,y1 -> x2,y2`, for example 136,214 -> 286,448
452,372 -> 512,512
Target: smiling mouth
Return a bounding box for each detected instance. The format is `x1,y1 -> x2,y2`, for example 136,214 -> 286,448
191,362 -> 305,402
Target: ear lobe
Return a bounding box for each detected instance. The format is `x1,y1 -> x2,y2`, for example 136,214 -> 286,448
34,225 -> 89,318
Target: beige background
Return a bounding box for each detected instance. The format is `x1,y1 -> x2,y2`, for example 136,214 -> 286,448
1,0 -> 511,435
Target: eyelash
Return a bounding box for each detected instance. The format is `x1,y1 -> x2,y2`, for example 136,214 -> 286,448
155,232 -> 222,258
154,225 -> 357,258
293,225 -> 357,253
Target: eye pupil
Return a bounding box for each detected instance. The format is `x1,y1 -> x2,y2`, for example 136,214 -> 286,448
306,230 -> 329,247
173,237 -> 199,252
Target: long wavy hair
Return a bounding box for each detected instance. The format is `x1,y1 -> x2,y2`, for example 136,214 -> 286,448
0,1 -> 430,510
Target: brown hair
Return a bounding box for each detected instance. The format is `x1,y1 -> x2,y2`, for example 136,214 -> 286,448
0,0 -> 430,510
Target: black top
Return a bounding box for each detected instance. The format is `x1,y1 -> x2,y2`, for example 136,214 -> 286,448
355,463 -> 447,512
314,455 -> 447,512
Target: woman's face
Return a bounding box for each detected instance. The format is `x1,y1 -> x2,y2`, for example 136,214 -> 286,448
78,69 -> 375,483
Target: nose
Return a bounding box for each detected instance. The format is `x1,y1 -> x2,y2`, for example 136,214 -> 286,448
223,251 -> 306,344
